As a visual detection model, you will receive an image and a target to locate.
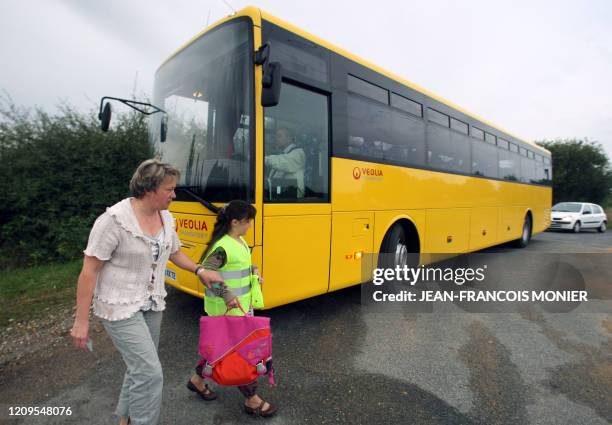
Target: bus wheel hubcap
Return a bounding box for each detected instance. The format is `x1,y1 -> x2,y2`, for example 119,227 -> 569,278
395,243 -> 408,267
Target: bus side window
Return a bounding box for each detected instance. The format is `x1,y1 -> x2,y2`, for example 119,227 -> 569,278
264,82 -> 329,203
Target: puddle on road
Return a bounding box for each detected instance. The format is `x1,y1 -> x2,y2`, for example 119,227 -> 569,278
458,320 -> 530,424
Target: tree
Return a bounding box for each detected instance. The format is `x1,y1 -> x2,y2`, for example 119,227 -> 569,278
537,139 -> 612,205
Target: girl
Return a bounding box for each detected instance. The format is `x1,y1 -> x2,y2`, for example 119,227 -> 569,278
186,200 -> 277,418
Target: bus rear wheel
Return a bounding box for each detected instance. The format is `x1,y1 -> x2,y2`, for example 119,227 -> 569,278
513,215 -> 532,248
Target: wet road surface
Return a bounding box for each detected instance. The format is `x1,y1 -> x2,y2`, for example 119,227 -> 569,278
2,230 -> 611,424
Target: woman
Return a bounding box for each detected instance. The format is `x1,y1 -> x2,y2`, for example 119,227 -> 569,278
70,159 -> 222,425
187,200 -> 277,418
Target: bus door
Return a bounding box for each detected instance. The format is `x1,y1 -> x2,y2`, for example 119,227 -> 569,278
261,82 -> 331,307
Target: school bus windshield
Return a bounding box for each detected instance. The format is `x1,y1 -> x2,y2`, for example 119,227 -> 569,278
149,19 -> 254,202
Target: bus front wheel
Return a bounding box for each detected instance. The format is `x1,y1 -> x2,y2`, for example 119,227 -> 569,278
379,223 -> 409,268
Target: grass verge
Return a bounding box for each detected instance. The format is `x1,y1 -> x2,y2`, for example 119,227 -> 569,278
0,260 -> 81,328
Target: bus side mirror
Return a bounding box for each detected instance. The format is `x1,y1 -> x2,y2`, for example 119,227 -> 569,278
262,62 -> 282,107
97,96 -> 166,136
99,102 -> 112,132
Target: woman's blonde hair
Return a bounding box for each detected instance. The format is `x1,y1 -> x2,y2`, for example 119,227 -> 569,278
129,159 -> 180,198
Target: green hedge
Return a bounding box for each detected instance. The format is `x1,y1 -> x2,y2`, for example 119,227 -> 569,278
0,100 -> 152,268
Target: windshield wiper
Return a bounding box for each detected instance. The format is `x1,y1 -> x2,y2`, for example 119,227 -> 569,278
175,187 -> 221,214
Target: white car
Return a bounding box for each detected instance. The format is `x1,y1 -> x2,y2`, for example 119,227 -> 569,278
549,202 -> 608,233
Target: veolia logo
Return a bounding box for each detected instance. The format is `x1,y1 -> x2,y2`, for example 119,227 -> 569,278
176,218 -> 208,231
353,166 -> 383,180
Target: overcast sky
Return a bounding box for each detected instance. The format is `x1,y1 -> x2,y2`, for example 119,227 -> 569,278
1,0 -> 611,158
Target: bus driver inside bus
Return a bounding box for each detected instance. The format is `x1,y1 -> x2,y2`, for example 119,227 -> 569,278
264,126 -> 306,198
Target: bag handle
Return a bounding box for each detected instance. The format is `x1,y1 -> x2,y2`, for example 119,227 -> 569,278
224,301 -> 248,316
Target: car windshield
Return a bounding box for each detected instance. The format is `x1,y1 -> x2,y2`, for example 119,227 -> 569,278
149,19 -> 253,202
552,202 -> 582,212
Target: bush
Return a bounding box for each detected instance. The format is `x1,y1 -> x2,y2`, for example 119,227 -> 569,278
0,98 -> 152,268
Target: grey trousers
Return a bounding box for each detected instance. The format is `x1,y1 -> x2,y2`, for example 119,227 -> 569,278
102,310 -> 163,425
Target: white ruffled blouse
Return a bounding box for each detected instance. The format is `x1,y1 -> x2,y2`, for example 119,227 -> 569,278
84,198 -> 181,321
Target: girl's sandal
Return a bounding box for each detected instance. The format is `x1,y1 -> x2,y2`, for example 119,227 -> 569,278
244,400 -> 277,417
187,379 -> 218,401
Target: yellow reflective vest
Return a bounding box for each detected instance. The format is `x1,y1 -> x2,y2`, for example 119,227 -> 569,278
204,235 -> 254,316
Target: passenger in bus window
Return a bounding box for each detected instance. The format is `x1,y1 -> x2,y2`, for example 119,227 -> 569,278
264,126 -> 306,198
70,159 -> 222,425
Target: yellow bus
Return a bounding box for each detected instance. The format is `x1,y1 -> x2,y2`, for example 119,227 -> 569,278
145,6 -> 552,308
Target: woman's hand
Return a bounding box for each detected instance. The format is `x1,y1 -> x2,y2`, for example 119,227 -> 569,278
71,319 -> 90,351
197,268 -> 223,289
72,255 -> 103,352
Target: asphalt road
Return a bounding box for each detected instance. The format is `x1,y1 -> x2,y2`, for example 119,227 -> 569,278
2,230 -> 611,425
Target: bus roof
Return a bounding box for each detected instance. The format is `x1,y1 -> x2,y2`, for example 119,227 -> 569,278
160,5 -> 550,155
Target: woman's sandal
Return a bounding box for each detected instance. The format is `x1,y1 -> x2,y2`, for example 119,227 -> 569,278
187,379 -> 218,401
244,400 -> 278,417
